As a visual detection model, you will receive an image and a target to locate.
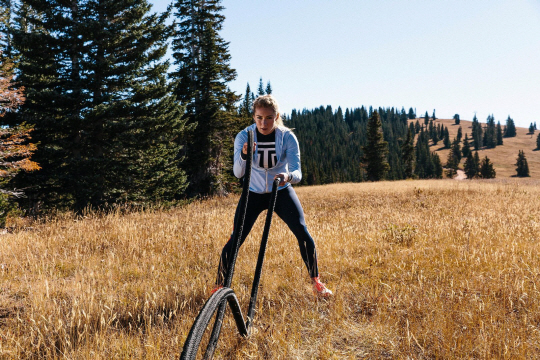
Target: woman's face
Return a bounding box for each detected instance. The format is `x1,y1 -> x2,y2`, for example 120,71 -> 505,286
254,107 -> 278,135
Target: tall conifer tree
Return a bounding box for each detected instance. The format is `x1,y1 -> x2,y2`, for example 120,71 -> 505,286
409,122 -> 415,136
479,156 -> 496,179
471,114 -> 483,150
15,0 -> 188,210
240,83 -> 251,117
462,133 -> 471,158
515,150 -> 530,177
504,115 -> 516,137
483,114 -> 496,148
408,107 -> 415,119
496,121 -> 503,145
432,152 -> 443,178
362,110 -> 389,181
443,127 -> 450,148
445,150 -> 458,178
237,82 -> 253,130
171,0 -> 239,196
401,128 -> 414,178
451,137 -> 462,163
265,81 -> 272,95
257,77 -> 265,96
464,153 -> 477,179
473,151 -> 481,175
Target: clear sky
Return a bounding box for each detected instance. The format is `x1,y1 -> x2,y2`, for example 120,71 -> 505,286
149,0 -> 540,127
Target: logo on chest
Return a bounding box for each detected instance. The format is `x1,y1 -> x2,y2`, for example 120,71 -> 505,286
257,142 -> 277,168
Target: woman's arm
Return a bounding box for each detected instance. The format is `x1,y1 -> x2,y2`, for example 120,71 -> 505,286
284,131 -> 302,184
233,130 -> 248,178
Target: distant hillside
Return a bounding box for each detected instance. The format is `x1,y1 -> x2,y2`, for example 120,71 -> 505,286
409,118 -> 540,178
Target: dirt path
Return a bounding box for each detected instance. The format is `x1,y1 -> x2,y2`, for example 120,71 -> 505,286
455,169 -> 467,180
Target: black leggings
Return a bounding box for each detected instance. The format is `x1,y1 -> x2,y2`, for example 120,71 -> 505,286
217,186 -> 319,285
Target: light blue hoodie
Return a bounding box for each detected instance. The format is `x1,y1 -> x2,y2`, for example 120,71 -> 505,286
233,124 -> 302,193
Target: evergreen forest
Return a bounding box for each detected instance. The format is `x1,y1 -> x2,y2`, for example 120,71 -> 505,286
287,106 -> 444,185
0,0 -> 528,218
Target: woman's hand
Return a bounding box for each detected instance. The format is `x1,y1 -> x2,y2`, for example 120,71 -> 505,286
274,173 -> 289,187
242,142 -> 257,155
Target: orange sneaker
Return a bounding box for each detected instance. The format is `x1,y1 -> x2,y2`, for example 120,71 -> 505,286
210,285 -> 223,295
311,276 -> 333,297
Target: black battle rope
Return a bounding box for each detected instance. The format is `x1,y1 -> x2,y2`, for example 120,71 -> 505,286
201,130 -> 256,358
180,131 -> 281,360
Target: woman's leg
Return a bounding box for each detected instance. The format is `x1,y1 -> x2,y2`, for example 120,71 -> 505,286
274,186 -> 319,278
216,191 -> 269,286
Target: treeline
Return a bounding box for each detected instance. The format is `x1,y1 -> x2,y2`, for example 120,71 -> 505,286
0,0 -> 245,213
0,0 -> 534,218
286,106 -> 444,185
288,109 -> 533,184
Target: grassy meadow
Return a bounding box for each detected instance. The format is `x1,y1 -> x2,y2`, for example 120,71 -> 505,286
416,119 -> 540,179
1,180 -> 540,359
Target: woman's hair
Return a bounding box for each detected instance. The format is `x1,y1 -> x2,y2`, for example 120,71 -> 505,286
252,94 -> 285,128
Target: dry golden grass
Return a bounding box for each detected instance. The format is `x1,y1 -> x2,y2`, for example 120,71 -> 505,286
1,180 -> 540,358
411,119 -> 540,178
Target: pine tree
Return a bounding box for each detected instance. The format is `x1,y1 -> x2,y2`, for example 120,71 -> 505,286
432,109 -> 436,121
240,83 -> 251,117
473,151 -> 481,175
454,114 -> 460,125
415,120 -> 420,134
457,126 -> 462,142
424,111 -> 429,126
463,153 -> 477,179
443,127 -> 450,148
496,121 -> 503,145
408,107 -> 415,119
471,114 -> 483,150
537,132 -> 540,150
401,128 -> 414,178
16,0 -> 188,210
362,110 -> 389,181
479,156 -> 496,179
238,82 -> 253,130
445,150 -> 458,178
431,127 -> 439,145
265,81 -> 272,95
462,133 -> 471,158
257,77 -> 265,96
504,115 -> 516,137
172,0 -> 239,196
451,137 -> 462,163
529,123 -> 535,135
432,152 -> 443,178
0,0 -> 16,58
409,122 -> 415,137
400,107 -> 408,125
515,150 -> 530,177
484,114 -> 496,148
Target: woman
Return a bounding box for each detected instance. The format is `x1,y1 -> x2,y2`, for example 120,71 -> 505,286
214,95 -> 332,297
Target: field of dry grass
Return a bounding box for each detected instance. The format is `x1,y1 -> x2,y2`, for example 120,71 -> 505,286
413,118 -> 540,178
1,180 -> 540,359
